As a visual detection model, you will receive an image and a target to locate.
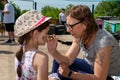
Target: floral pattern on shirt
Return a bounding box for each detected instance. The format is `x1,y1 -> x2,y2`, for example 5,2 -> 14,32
21,51 -> 37,80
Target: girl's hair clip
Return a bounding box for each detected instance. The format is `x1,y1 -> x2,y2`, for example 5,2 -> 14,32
19,45 -> 24,48
18,61 -> 21,66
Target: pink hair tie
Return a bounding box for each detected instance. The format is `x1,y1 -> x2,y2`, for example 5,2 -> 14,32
18,77 -> 21,80
19,45 -> 24,48
18,61 -> 21,66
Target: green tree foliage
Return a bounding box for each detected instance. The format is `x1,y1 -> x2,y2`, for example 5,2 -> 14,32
41,4 -> 74,19
94,1 -> 120,19
41,6 -> 60,20
0,2 -> 4,10
66,4 -> 74,11
20,10 -> 29,15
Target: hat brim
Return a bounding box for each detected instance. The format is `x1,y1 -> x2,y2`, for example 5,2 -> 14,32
17,17 -> 51,37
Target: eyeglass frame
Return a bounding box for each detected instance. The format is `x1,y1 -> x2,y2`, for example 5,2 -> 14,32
65,21 -> 82,30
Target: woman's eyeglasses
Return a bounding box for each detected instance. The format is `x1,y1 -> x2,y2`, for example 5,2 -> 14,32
65,21 -> 82,30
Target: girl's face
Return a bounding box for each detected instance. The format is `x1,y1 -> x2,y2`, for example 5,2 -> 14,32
37,27 -> 49,45
66,16 -> 86,38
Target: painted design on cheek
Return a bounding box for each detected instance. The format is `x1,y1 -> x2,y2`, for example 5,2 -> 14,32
42,36 -> 47,42
48,35 -> 54,40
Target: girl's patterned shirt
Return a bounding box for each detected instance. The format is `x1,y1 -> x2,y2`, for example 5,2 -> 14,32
21,50 -> 37,80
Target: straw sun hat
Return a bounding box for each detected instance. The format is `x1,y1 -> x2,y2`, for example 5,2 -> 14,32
15,10 -> 51,37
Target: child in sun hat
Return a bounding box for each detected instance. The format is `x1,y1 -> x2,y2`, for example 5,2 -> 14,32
15,10 -> 51,80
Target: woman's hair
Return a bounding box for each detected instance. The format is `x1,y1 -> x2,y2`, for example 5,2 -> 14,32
16,21 -> 49,78
66,5 -> 98,48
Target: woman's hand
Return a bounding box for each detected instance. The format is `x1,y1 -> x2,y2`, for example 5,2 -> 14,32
47,34 -> 58,54
58,62 -> 70,77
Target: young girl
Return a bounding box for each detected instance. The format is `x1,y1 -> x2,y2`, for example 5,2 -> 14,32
15,10 -> 51,80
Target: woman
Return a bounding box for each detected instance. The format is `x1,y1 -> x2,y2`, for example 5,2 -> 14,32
47,5 -> 120,80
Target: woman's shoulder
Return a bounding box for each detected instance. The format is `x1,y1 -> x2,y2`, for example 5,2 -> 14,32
97,29 -> 111,36
95,29 -> 119,47
96,29 -> 115,40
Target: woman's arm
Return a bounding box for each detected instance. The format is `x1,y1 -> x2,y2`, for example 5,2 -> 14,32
59,46 -> 112,80
94,46 -> 112,80
47,36 -> 80,65
65,37 -> 80,65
